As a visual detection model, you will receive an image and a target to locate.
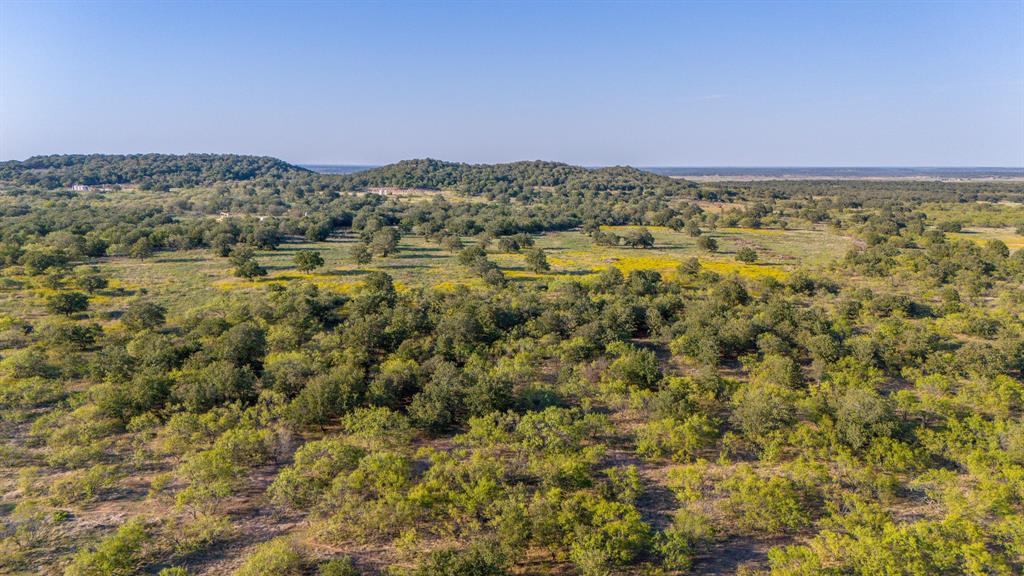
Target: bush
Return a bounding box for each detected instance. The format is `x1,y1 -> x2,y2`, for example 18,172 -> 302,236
655,508 -> 715,571
48,464 -> 122,506
340,406 -> 412,449
171,513 -> 231,557
64,518 -> 148,576
318,557 -> 359,576
121,301 -> 166,332
696,235 -> 718,252
269,437 -> 364,510
721,466 -> 810,533
172,360 -> 257,412
232,537 -> 304,576
833,387 -> 896,450
559,493 -> 651,571
635,415 -> 716,462
46,291 -> 89,316
294,250 -> 325,272
736,247 -> 758,263
603,343 -> 661,391
300,369 -> 359,413
412,540 -> 509,576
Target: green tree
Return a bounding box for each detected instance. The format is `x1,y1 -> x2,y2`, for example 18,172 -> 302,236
234,259 -> 266,281
74,272 -> 108,293
350,242 -> 372,265
525,248 -> 550,273
293,250 -> 325,272
129,237 -> 155,260
623,227 -> 655,248
696,235 -> 718,252
64,518 -> 149,576
736,247 -> 758,263
47,291 -> 89,316
121,301 -> 167,332
371,227 -> 400,256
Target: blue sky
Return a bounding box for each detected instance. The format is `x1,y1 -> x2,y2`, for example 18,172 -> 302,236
1,1 -> 1022,166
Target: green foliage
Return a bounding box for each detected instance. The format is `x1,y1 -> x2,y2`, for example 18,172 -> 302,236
603,342 -> 661,392
623,227 -> 655,248
350,241 -> 372,264
269,437 -> 364,510
721,466 -> 811,533
318,557 -> 359,576
736,246 -> 758,262
558,492 -> 651,573
655,508 -> 715,571
46,291 -> 89,316
4,160 -> 1024,575
64,518 -> 148,576
696,235 -> 718,252
768,512 -> 1016,576
121,301 -> 166,332
525,248 -> 550,273
635,414 -> 717,462
412,540 -> 509,576
232,537 -> 305,576
294,250 -> 325,272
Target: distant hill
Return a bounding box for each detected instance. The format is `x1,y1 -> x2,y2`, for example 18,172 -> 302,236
337,158 -> 697,199
0,154 -> 701,200
0,153 -> 308,189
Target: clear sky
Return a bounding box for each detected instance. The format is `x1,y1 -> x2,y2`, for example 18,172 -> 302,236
1,1 -> 1022,166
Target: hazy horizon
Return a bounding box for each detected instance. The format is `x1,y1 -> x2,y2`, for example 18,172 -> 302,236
2,1 -> 1022,166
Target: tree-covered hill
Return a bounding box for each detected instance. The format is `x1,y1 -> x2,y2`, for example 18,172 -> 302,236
0,153 -> 308,189
340,158 -> 698,199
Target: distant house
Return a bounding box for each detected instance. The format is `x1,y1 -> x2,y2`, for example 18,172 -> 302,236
70,184 -> 91,191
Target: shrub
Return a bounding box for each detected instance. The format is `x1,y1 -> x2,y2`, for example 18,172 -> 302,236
121,301 -> 166,332
269,437 -> 364,510
833,386 -> 896,450
412,539 -> 509,576
600,466 -> 642,504
48,464 -> 122,506
655,508 -> 715,571
318,557 -> 359,576
736,247 -> 758,263
171,512 -> 231,557
64,518 -> 148,576
525,248 -> 550,273
340,406 -> 412,449
294,250 -> 325,272
232,537 -> 304,576
172,360 -> 257,412
731,387 -> 795,444
559,493 -> 651,571
288,366 -> 363,428
721,467 -> 810,533
603,343 -> 661,391
696,235 -> 718,252
46,291 -> 89,316
635,415 -> 717,463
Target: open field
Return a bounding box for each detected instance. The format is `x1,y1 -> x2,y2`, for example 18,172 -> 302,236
82,225 -> 858,315
947,226 -> 1024,250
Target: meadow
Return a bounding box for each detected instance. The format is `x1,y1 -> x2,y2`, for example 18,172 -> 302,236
86,223 -> 857,317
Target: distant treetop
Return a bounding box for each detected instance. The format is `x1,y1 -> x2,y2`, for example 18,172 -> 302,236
0,153 -> 307,189
338,158 -> 697,199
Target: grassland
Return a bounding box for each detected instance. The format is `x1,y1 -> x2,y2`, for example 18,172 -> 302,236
947,226 -> 1024,250
75,224 -> 859,315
